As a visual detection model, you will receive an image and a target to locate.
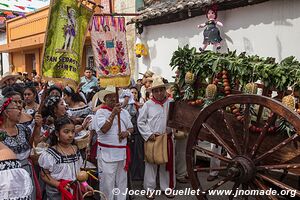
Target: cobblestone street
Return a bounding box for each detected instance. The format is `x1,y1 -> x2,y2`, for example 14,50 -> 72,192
129,170 -> 254,200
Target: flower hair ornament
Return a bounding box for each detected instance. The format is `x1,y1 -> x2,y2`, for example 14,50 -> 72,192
0,97 -> 13,115
0,97 -> 13,126
44,96 -> 61,108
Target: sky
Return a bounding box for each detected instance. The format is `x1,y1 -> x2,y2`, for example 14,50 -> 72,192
0,0 -> 50,13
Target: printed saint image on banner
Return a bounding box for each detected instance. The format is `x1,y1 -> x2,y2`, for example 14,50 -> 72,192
42,0 -> 92,86
90,16 -> 130,87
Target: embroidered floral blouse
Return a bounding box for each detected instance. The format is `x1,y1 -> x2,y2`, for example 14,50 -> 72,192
0,124 -> 32,160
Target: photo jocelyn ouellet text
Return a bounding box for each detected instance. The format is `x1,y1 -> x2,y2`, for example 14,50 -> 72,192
111,188 -> 296,197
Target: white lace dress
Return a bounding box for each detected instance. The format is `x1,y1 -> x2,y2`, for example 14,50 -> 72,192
0,159 -> 33,200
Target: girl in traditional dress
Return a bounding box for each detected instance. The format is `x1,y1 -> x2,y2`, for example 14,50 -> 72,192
38,116 -> 93,200
198,6 -> 223,51
41,95 -> 91,142
24,85 -> 40,117
0,96 -> 43,200
0,141 -> 33,200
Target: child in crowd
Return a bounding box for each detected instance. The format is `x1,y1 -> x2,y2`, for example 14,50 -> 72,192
119,87 -> 135,109
140,77 -> 153,103
38,116 -> 93,199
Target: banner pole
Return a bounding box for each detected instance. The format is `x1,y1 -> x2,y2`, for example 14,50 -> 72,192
116,87 -> 122,143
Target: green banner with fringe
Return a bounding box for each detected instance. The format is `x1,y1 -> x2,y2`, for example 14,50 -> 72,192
42,0 -> 93,87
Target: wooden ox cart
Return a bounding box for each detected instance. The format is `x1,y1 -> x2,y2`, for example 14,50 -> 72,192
168,47 -> 300,199
168,94 -> 300,199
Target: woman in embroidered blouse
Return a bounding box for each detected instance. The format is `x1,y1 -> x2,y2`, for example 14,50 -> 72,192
38,116 -> 93,199
0,142 -> 33,199
63,86 -> 92,120
0,96 -> 43,200
24,85 -> 40,117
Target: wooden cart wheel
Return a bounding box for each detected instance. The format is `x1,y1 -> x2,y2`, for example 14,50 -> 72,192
186,94 -> 300,200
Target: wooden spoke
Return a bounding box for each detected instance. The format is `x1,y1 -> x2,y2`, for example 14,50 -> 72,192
204,176 -> 232,193
221,109 -> 242,154
249,183 -> 264,200
193,166 -> 227,172
192,145 -> 232,163
256,88 -> 268,123
279,169 -> 288,182
243,104 -> 251,155
242,184 -> 249,200
253,179 -> 279,200
257,163 -> 300,171
202,123 -> 237,157
256,173 -> 300,197
229,182 -> 240,200
250,113 -> 277,157
255,134 -> 299,163
256,105 -> 264,124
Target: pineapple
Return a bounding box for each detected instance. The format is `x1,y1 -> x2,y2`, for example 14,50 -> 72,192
244,82 -> 258,94
185,72 -> 194,85
282,95 -> 295,109
205,84 -> 217,98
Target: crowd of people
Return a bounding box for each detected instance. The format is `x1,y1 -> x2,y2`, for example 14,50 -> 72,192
0,68 -> 190,200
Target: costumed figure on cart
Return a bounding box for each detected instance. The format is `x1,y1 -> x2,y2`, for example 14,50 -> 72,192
198,5 -> 223,52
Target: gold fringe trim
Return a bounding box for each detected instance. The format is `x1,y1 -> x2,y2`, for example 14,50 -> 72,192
100,76 -> 130,88
43,77 -> 78,90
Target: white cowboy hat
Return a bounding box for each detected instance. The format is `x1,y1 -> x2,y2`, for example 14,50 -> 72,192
0,72 -> 22,85
98,86 -> 117,103
147,76 -> 172,91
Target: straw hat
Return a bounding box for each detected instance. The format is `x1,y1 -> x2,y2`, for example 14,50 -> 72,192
98,86 -> 116,103
147,76 -> 172,91
139,70 -> 154,78
145,77 -> 154,82
0,72 -> 22,85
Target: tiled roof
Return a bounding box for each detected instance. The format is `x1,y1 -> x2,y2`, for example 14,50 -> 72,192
129,0 -> 270,25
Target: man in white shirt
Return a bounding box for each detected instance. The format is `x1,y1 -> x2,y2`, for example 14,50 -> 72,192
92,87 -> 133,200
138,76 -> 175,199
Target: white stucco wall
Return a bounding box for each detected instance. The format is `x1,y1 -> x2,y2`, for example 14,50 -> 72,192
0,32 -> 9,74
137,0 -> 300,81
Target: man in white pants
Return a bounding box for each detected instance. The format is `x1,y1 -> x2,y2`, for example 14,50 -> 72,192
92,87 -> 133,200
138,76 -> 175,199
175,131 -> 188,183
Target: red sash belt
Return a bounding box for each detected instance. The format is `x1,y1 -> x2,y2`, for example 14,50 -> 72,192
98,142 -> 131,171
57,180 -> 83,200
28,159 -> 42,200
166,134 -> 174,189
